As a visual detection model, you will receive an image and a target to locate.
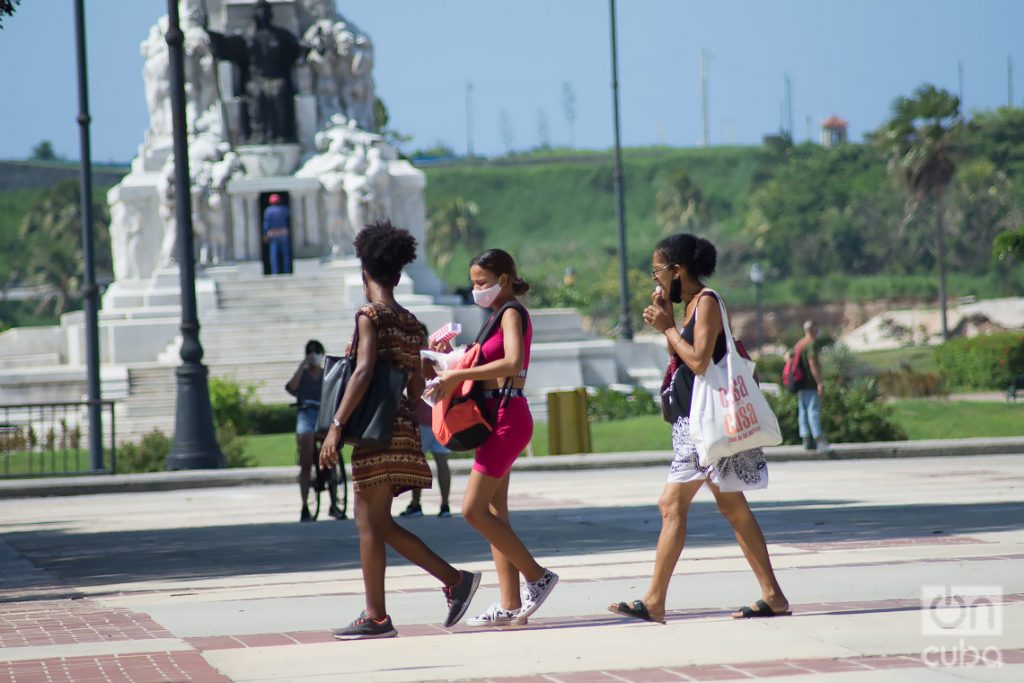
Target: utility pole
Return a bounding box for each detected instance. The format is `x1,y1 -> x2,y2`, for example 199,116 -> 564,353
700,49 -> 709,147
784,72 -> 793,140
465,80 -> 474,158
1009,56 -> 1014,107
958,60 -> 964,107
73,0 -> 103,471
164,0 -> 225,470
608,0 -> 632,340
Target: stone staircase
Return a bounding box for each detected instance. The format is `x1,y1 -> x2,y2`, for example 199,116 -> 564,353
3,257 -> 662,443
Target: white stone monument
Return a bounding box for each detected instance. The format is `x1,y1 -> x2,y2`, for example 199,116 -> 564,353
103,0 -> 441,317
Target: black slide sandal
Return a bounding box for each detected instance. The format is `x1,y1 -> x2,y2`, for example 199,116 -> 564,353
608,600 -> 666,625
733,599 -> 792,618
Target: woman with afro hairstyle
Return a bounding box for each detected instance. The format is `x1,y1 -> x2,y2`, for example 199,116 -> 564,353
320,220 -> 480,640
608,233 -> 789,624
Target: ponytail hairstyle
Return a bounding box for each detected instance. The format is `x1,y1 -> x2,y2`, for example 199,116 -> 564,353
470,248 -> 530,295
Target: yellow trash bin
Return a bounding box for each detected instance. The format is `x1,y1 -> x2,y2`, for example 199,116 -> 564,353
546,388 -> 592,455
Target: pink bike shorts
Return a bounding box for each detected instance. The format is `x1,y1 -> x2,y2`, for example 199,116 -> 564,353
473,397 -> 533,479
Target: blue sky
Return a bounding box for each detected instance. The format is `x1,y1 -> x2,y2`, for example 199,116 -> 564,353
0,0 -> 1020,162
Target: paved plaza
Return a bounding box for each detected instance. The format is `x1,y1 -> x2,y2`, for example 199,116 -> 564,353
1,454 -> 1023,682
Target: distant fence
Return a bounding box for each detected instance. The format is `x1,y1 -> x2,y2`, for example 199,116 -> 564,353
0,400 -> 117,478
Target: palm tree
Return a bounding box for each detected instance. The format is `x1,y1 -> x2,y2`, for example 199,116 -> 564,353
17,180 -> 110,316
876,84 -> 962,340
654,169 -> 709,236
426,197 -> 485,281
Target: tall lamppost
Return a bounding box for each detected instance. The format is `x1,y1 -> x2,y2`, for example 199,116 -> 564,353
164,0 -> 224,470
73,0 -> 103,470
749,262 -> 765,351
608,0 -> 633,340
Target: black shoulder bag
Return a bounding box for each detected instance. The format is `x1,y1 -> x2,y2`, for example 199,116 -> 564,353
316,309 -> 410,448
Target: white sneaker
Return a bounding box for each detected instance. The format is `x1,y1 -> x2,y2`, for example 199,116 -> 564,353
815,438 -> 832,452
466,602 -> 522,626
518,569 -> 559,621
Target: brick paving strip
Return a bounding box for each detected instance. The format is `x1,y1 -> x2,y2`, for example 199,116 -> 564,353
424,647 -> 1024,682
0,651 -> 230,683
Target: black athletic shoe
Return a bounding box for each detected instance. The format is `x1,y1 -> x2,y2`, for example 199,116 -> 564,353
300,506 -> 313,522
328,505 -> 346,520
438,504 -> 452,518
332,610 -> 397,640
442,570 -> 482,627
802,437 -> 816,451
398,502 -> 423,518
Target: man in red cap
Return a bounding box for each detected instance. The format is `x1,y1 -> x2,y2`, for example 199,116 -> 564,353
263,193 -> 292,274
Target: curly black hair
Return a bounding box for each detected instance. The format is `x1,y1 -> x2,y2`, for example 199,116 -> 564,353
354,219 -> 418,286
654,233 -> 717,279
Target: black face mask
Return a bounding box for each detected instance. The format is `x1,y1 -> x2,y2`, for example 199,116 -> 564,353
669,277 -> 683,304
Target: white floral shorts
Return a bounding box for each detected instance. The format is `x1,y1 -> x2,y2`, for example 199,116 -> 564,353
667,417 -> 768,492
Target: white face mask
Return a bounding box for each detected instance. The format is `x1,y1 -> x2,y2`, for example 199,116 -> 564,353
313,353 -> 325,367
472,282 -> 502,308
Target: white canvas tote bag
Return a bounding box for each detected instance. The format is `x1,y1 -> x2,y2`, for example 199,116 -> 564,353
689,290 -> 782,467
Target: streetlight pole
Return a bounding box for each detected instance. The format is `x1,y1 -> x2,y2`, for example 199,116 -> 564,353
73,0 -> 103,471
749,263 -> 765,351
608,0 -> 633,340
164,0 -> 224,470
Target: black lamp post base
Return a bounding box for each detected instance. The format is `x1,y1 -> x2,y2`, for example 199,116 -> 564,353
166,362 -> 225,470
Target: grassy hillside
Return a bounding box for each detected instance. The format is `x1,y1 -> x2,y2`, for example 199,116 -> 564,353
423,146 -> 765,293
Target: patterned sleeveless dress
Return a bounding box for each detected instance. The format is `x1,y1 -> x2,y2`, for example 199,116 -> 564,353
349,303 -> 433,494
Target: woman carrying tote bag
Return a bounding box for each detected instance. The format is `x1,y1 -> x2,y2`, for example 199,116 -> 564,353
607,233 -> 789,625
319,220 -> 480,640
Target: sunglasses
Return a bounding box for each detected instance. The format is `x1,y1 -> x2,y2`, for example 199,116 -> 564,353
650,264 -> 675,278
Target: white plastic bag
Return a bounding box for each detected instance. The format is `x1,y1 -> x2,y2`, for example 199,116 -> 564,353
419,346 -> 467,406
689,291 -> 782,467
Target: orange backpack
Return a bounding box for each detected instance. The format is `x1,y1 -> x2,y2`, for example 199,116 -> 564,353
432,302 -> 527,451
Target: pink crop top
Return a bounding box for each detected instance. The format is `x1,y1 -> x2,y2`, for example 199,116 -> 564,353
479,308 -> 532,378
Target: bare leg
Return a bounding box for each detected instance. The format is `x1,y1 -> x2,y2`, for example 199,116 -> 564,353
613,480 -> 702,622
462,469 -> 544,586
707,482 -> 789,615
434,453 -> 451,508
360,483 -> 460,589
297,433 -> 315,507
353,486 -> 389,620
487,472 -> 521,610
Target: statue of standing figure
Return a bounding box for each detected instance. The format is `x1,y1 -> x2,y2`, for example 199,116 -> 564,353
205,0 -> 302,144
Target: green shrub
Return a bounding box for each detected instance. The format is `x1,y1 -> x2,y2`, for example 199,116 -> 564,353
877,366 -> 947,398
217,421 -> 254,468
588,387 -> 659,422
243,403 -> 295,435
115,428 -> 171,473
934,332 -> 1024,389
766,379 -> 907,444
209,376 -> 260,433
755,355 -> 785,383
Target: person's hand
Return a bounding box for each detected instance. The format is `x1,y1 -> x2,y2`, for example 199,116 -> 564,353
319,427 -> 341,468
643,288 -> 676,333
431,370 -> 461,400
429,338 -> 453,353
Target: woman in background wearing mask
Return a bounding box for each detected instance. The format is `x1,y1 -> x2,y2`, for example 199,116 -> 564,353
286,339 -> 343,521
432,249 -> 558,626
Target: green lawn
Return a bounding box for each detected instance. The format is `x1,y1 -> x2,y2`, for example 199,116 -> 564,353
242,401 -> 1023,466
243,415 -> 673,467
886,400 -> 1024,440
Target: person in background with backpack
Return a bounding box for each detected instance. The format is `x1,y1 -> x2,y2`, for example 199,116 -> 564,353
319,220 -> 480,640
792,320 -> 829,452
431,249 -> 559,626
608,233 -> 788,625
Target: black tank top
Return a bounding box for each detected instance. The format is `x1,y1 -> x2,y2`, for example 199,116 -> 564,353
668,291 -> 727,418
